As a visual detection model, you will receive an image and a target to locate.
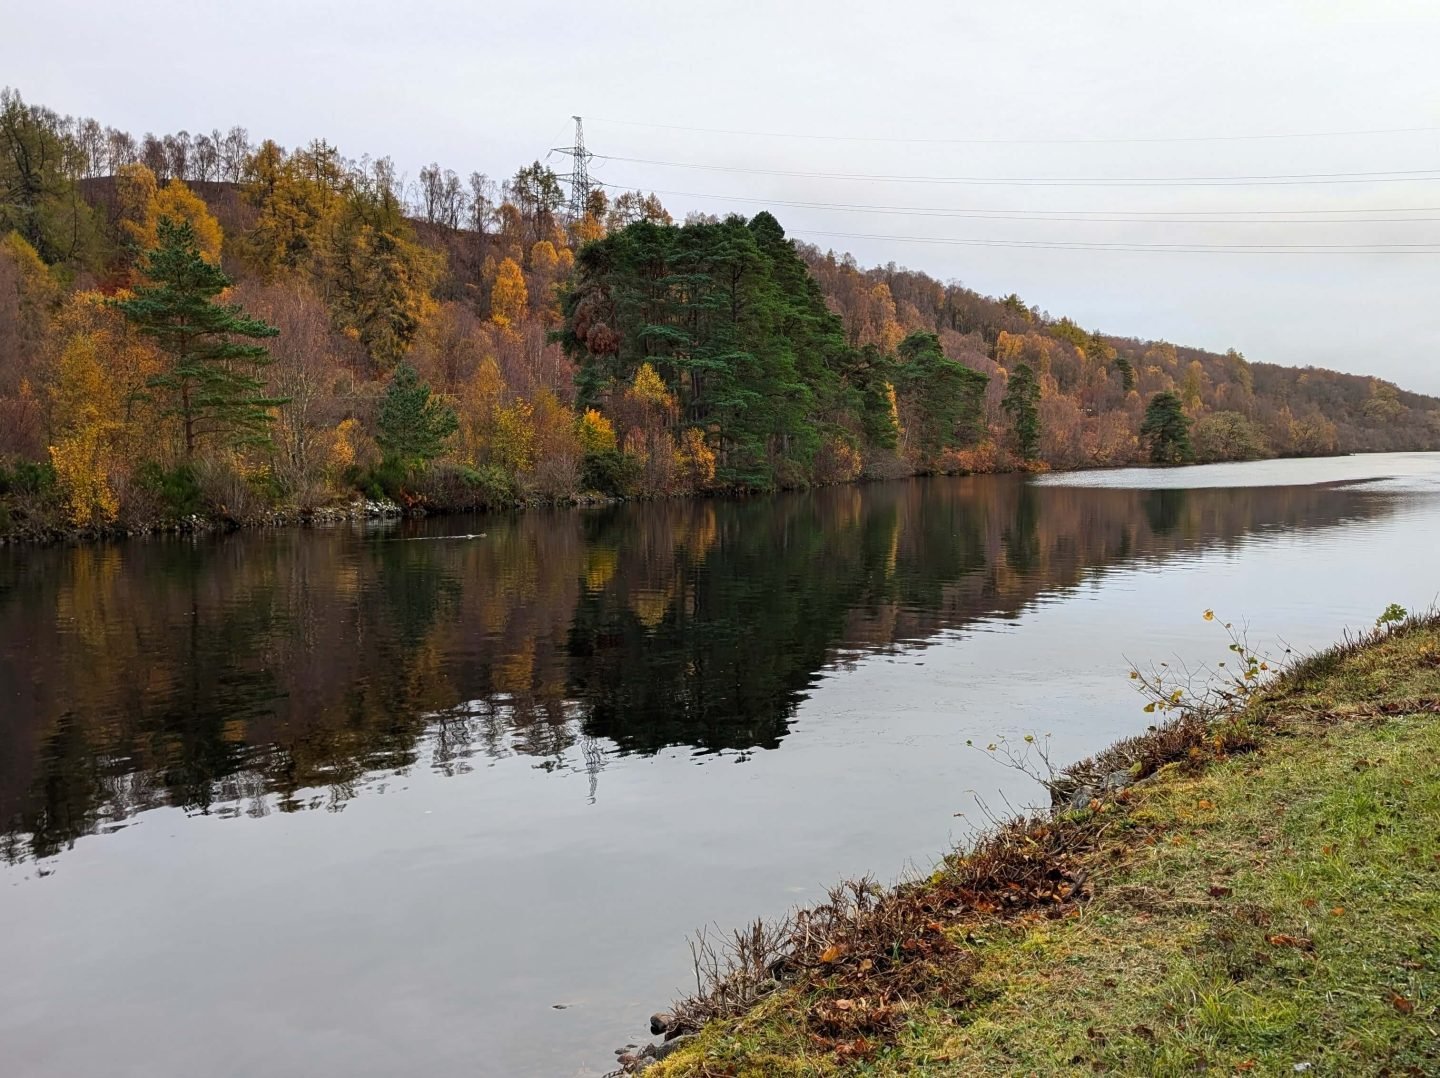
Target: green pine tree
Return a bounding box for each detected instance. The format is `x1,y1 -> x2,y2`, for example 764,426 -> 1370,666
1113,354 -> 1136,393
1140,390 -> 1194,464
116,217 -> 283,457
1002,362 -> 1041,461
893,332 -> 988,460
376,363 -> 458,472
562,213 -> 849,488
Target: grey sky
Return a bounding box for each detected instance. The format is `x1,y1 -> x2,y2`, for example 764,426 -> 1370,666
5,0 -> 1440,392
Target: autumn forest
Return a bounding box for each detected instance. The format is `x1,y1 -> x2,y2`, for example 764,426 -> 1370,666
3,88 -> 1438,537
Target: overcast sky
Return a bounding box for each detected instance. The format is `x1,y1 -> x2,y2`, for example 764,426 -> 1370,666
5,0 -> 1440,392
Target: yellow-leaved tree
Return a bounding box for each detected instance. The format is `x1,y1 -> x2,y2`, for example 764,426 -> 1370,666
527,388 -> 582,496
577,408 -> 617,455
455,348 -> 528,474
117,165 -> 224,265
675,427 -> 717,489
49,330 -> 123,526
46,292 -> 163,524
630,361 -> 673,411
491,399 -> 536,473
456,356 -> 507,466
0,231 -> 61,456
490,257 -> 528,328
332,225 -> 442,369
242,139 -> 344,280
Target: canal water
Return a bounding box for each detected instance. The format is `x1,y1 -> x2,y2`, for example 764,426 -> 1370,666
2,453 -> 1438,1076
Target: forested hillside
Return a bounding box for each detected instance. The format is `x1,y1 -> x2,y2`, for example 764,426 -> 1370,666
3,88 -> 1437,535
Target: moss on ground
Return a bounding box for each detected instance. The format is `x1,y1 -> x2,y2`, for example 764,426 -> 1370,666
648,619 -> 1440,1077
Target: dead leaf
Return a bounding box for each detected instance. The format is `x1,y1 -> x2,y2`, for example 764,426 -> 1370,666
857,958 -> 873,973
1390,992 -> 1415,1015
1330,907 -> 1345,917
1209,884 -> 1233,898
819,945 -> 844,964
1266,934 -> 1314,951
1197,799 -> 1216,810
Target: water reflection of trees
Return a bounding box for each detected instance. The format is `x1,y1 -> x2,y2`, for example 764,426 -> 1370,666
0,477 -> 1389,862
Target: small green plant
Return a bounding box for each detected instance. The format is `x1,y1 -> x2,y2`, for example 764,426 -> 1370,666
968,611 -> 1284,803
581,449 -> 640,497
363,458 -> 409,501
1375,602 -> 1408,629
1128,610 -> 1285,720
135,461 -> 204,518
0,458 -> 57,497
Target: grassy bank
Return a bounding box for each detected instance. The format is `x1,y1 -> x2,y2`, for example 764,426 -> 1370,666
632,615 -> 1440,1076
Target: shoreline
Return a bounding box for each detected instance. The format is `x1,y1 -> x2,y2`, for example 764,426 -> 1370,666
610,612 -> 1440,1075
0,449 -> 1386,549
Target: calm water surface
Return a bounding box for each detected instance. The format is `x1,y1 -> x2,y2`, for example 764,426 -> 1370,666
3,453 -> 1439,1076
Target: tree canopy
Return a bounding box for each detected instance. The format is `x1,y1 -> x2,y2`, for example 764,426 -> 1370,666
561,213 -> 965,487
1002,363 -> 1041,461
1,89 -> 1439,535
1141,391 -> 1194,465
377,362 -> 459,472
115,217 -> 282,457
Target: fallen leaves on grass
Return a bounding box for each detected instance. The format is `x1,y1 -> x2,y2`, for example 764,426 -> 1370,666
1265,934 -> 1315,951
663,813 -> 1099,1059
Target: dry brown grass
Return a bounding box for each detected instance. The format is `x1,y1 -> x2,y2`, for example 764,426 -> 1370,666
634,611 -> 1440,1076
639,663 -> 1337,1071
657,809 -> 1108,1060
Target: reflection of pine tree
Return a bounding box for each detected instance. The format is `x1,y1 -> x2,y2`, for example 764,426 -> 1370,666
3,477 -> 1392,863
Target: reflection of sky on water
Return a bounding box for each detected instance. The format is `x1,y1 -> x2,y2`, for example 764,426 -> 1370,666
1035,450 -> 1440,492
1,453 -> 1438,1078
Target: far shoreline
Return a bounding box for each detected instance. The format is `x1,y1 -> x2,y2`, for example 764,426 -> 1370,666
2,448 -> 1424,550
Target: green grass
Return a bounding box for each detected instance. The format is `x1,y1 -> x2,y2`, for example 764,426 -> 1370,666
650,620 -> 1440,1076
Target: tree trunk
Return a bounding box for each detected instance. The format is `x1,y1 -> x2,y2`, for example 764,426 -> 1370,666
182,382 -> 194,458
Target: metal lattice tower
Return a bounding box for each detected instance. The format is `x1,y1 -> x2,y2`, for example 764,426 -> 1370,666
553,116 -> 594,221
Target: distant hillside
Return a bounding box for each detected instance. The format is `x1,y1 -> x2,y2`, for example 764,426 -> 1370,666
800,248 -> 1440,466
2,87 -> 1437,536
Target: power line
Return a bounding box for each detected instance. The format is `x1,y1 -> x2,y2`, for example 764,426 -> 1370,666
589,116 -> 1440,147
596,155 -> 1440,188
594,181 -> 1440,224
792,228 -> 1440,254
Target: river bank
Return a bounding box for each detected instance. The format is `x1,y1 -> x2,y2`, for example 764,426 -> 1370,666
616,612 -> 1440,1076
0,450 -> 1371,547
0,489 -> 627,545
